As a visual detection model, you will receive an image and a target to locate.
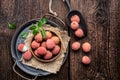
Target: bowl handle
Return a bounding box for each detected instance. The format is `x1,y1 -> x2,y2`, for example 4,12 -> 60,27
43,13 -> 66,29
13,61 -> 38,80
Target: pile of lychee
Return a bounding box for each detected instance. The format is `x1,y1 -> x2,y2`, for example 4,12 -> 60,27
70,15 -> 84,38
70,15 -> 91,65
17,31 -> 61,61
31,31 -> 61,60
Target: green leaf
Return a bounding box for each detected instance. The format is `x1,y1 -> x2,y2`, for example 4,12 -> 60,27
29,25 -> 36,30
8,23 -> 16,29
29,18 -> 48,36
37,21 -> 43,27
33,29 -> 38,35
21,32 -> 28,39
37,18 -> 48,27
41,29 -> 46,39
41,18 -> 48,25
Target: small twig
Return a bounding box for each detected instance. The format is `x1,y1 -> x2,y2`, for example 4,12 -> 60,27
49,0 -> 57,16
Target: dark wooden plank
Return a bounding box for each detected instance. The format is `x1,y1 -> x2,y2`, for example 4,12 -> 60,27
109,0 -> 120,79
69,0 -> 120,80
70,0 -> 98,80
0,0 -> 68,80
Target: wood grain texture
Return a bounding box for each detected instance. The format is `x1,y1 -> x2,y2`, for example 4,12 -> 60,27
69,0 -> 120,80
0,0 -> 120,80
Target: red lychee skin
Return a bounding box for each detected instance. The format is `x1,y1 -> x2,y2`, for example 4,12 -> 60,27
71,15 -> 80,23
52,45 -> 61,55
41,41 -> 46,48
51,36 -> 60,44
34,50 -> 41,57
70,21 -> 79,30
46,39 -> 55,49
23,51 -> 32,60
34,33 -> 43,42
36,47 -> 47,55
44,51 -> 53,60
71,42 -> 80,51
31,40 -> 40,49
45,31 -> 52,39
75,28 -> 84,38
17,44 -> 24,52
82,42 -> 91,52
82,56 -> 91,65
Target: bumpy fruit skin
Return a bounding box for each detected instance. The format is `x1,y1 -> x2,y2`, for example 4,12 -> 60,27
17,44 -> 24,51
71,15 -> 80,23
45,31 -> 52,39
75,28 -> 84,38
70,21 -> 79,30
82,42 -> 91,52
71,42 -> 80,51
34,33 -> 42,42
36,47 -> 47,55
44,51 -> 53,60
82,56 -> 91,65
51,36 -> 60,44
23,51 -> 32,60
52,45 -> 61,55
31,40 -> 40,49
34,50 -> 41,57
17,44 -> 27,52
41,41 -> 46,48
46,39 -> 55,49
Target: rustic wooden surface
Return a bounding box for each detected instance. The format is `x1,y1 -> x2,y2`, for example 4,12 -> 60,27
0,0 -> 120,80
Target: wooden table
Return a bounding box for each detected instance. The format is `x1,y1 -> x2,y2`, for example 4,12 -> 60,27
0,0 -> 120,80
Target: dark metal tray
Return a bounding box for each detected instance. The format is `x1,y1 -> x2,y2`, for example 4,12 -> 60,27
11,19 -> 69,77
